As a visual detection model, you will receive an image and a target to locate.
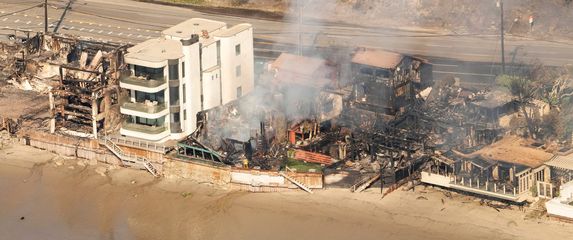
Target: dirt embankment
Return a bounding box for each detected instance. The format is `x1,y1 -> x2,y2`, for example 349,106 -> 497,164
142,0 -> 573,41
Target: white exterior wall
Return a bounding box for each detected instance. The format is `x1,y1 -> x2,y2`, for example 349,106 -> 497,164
217,27 -> 254,105
201,42 -> 222,110
120,19 -> 254,143
202,69 -> 221,110
201,43 -> 219,70
184,43 -> 201,135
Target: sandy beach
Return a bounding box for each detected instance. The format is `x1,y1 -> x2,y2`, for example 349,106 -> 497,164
1,143 -> 573,240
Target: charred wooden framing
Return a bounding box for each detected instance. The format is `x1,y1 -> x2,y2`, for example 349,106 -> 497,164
47,36 -> 128,138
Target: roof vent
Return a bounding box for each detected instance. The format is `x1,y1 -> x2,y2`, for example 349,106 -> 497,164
176,30 -> 182,34
193,23 -> 199,26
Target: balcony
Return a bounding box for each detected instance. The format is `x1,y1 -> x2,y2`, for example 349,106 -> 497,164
120,121 -> 170,142
122,101 -> 167,113
120,101 -> 168,119
120,76 -> 167,92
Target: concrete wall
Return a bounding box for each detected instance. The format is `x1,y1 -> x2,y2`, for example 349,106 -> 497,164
20,130 -> 121,165
547,199 -> 573,220
163,156 -> 232,186
231,168 -> 323,189
421,171 -> 452,187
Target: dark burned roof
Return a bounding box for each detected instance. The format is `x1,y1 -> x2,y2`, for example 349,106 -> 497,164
352,49 -> 404,69
467,157 -> 496,169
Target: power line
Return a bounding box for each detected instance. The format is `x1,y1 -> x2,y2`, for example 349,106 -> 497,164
0,3 -> 43,18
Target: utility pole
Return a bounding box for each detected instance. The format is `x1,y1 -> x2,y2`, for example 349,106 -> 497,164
44,0 -> 48,33
497,0 -> 506,75
298,0 -> 303,56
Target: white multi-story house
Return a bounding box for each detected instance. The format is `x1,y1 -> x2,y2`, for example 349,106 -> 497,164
119,18 -> 254,142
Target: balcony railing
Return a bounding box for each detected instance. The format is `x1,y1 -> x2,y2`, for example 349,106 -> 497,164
120,75 -> 166,88
122,121 -> 168,135
121,101 -> 167,114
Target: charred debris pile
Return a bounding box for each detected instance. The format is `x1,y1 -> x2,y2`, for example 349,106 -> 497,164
0,31 -> 128,138
2,32 -> 571,194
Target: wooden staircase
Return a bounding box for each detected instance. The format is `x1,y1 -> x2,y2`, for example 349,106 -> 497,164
351,173 -> 381,193
279,172 -> 313,194
102,137 -> 159,177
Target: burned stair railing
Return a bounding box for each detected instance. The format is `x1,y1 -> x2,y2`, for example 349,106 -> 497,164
351,173 -> 381,193
101,137 -> 159,177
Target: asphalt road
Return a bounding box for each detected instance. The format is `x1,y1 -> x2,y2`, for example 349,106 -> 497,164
1,0 -> 572,84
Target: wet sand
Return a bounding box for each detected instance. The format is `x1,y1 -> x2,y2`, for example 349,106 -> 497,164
1,144 -> 573,240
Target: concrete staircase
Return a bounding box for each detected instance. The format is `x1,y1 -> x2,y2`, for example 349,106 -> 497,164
102,137 -> 159,177
279,172 -> 313,194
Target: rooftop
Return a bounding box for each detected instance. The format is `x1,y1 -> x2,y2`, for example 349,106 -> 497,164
271,53 -> 327,76
456,136 -> 553,168
162,18 -> 227,39
125,38 -> 183,63
545,153 -> 573,170
214,24 -> 252,38
352,49 -> 404,69
271,53 -> 332,89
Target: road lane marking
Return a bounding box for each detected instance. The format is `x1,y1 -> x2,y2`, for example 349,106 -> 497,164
433,71 -> 495,77
70,26 -> 75,29
108,31 -> 113,34
118,32 -> 123,36
127,33 -> 132,37
26,21 -> 31,24
433,63 -> 459,67
98,30 -> 103,33
2,18 -> 7,22
14,19 -> 19,23
89,29 -> 94,32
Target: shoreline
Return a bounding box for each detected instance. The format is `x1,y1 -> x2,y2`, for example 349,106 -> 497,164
2,143 -> 573,239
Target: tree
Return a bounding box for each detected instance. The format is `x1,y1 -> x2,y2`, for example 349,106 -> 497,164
496,74 -> 539,138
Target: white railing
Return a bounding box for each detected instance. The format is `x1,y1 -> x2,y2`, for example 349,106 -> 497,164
102,137 -> 159,177
107,135 -> 168,153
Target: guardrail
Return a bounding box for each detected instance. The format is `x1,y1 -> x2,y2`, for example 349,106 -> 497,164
107,134 -> 169,153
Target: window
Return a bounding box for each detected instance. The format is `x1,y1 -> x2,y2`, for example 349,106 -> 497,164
183,110 -> 187,120
235,65 -> 241,77
236,86 -> 242,98
135,116 -> 165,127
134,65 -> 164,80
181,62 -> 185,78
168,64 -> 179,80
235,44 -> 241,56
182,84 -> 186,103
172,113 -> 180,123
135,90 -> 164,103
169,87 -> 179,105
